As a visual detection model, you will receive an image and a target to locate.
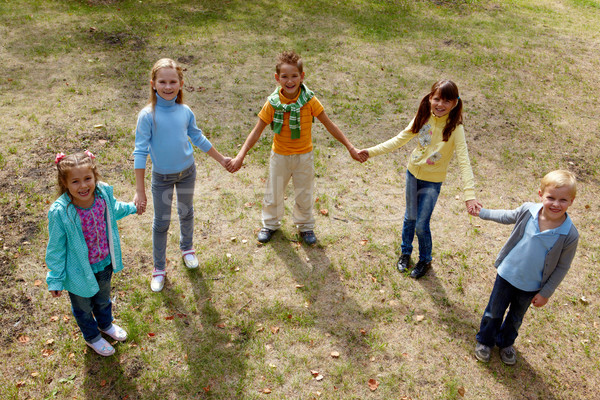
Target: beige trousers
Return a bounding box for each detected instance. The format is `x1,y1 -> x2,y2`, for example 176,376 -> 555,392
262,151 -> 315,232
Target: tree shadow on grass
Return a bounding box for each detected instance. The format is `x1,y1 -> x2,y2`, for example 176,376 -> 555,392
417,271 -> 559,400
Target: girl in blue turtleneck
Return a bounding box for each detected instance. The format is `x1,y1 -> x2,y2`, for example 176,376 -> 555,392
133,58 -> 233,292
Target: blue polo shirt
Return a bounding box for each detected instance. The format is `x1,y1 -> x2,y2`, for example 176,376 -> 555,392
498,203 -> 573,291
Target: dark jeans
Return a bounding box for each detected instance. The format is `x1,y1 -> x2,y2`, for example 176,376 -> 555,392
68,264 -> 113,343
400,170 -> 442,263
476,274 -> 538,348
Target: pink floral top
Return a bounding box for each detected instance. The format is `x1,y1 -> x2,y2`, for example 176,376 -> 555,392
75,195 -> 110,269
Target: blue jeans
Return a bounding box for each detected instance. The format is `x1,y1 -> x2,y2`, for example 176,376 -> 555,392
476,274 -> 538,348
68,264 -> 113,343
400,170 -> 442,263
152,163 -> 197,270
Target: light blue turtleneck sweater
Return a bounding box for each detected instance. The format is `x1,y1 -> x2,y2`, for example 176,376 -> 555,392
133,94 -> 213,174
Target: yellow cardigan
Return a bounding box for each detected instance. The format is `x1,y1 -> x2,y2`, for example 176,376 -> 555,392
367,113 -> 476,200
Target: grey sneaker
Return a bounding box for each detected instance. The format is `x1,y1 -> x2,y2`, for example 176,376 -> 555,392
475,342 -> 491,363
500,346 -> 516,365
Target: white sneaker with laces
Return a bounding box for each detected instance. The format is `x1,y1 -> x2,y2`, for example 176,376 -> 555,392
100,323 -> 128,342
86,337 -> 115,356
151,269 -> 166,292
182,249 -> 199,269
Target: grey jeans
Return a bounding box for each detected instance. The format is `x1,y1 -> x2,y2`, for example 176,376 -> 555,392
151,163 -> 196,270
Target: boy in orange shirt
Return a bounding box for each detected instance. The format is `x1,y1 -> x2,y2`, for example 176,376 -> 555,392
229,50 -> 365,244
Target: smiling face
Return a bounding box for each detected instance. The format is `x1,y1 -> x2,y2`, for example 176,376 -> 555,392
538,185 -> 574,223
151,67 -> 183,101
275,63 -> 304,98
429,89 -> 457,117
65,165 -> 96,208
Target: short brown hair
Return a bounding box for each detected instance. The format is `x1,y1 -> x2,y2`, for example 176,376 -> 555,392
276,50 -> 303,74
540,170 -> 577,198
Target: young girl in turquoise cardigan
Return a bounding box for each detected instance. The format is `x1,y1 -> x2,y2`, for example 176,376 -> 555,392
46,151 -> 138,356
359,80 -> 482,279
133,58 -> 233,292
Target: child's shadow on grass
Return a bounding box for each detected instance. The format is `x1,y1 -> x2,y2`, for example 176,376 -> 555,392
269,235 -> 398,371
418,272 -> 559,400
154,268 -> 249,399
83,343 -> 142,400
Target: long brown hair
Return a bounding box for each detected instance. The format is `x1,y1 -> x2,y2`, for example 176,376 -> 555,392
411,80 -> 462,142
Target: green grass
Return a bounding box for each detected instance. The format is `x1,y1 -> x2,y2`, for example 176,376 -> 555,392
1,0 -> 600,399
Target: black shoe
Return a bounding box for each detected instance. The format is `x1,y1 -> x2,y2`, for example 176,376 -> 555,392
257,228 -> 275,243
396,254 -> 411,273
299,230 -> 317,245
410,260 -> 431,279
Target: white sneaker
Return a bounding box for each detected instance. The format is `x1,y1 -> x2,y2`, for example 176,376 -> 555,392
151,269 -> 166,292
100,323 -> 128,342
182,250 -> 199,269
86,337 -> 115,356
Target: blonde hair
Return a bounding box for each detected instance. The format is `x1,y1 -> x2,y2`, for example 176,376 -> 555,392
149,58 -> 184,112
55,152 -> 100,198
540,170 -> 577,198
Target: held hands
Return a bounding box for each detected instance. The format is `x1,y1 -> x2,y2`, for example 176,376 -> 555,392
466,199 -> 482,216
531,293 -> 548,307
226,156 -> 244,173
349,147 -> 369,163
134,191 -> 147,215
356,149 -> 369,163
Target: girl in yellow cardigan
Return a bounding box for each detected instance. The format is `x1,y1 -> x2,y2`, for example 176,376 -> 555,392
359,80 -> 481,279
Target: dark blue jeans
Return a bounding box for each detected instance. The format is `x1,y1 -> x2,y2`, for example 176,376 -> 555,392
476,274 -> 538,348
68,264 -> 113,343
400,170 -> 442,263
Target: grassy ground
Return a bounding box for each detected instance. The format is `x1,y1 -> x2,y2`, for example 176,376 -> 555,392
1,0 -> 599,399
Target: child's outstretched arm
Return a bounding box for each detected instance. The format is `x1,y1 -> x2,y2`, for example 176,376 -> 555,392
317,111 -> 364,163
230,119 -> 269,172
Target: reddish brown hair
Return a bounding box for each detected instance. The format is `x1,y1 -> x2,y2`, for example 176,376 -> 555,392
276,50 -> 303,74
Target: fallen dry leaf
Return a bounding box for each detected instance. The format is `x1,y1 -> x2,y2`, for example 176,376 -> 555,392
63,315 -> 70,322
458,386 -> 465,397
147,332 -> 156,337
270,326 -> 280,334
295,284 -> 304,289
416,315 -> 425,322
16,381 -> 26,388
330,351 -> 340,358
34,279 -> 42,286
31,372 -> 39,377
368,378 -> 379,391
310,370 -> 319,377
360,239 -> 368,245
319,209 -> 329,216
18,335 -> 30,344
216,323 -> 226,329
100,379 -> 107,387
360,329 -> 367,336
50,316 -> 59,322
41,348 -> 54,357
315,374 -> 324,381
46,339 -> 55,345
262,388 -> 272,394
165,316 -> 175,320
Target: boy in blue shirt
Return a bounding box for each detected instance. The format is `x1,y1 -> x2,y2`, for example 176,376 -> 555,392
472,170 -> 578,365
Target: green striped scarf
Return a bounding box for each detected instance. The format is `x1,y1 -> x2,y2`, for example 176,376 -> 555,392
268,84 -> 314,139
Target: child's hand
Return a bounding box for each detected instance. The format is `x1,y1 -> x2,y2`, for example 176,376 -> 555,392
220,156 -> 233,171
531,293 -> 548,307
466,199 -> 482,216
134,191 -> 147,215
50,290 -> 62,297
357,149 -> 369,163
229,156 -> 244,173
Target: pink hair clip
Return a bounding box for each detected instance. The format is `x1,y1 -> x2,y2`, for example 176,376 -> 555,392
55,153 -> 66,164
84,150 -> 96,159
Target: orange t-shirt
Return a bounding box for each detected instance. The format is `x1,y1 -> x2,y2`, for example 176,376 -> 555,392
258,88 -> 324,155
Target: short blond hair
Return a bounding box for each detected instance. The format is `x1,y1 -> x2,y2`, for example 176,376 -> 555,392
540,170 -> 577,198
